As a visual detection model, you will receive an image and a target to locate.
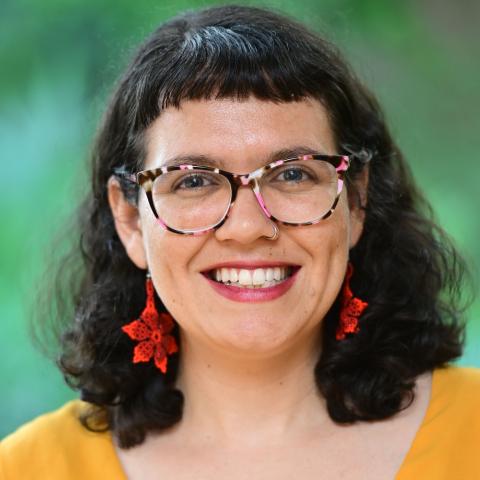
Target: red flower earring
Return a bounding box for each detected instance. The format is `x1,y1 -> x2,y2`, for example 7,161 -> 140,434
122,273 -> 178,373
336,262 -> 368,341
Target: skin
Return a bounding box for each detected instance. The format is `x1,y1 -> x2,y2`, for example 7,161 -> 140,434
107,98 -> 432,479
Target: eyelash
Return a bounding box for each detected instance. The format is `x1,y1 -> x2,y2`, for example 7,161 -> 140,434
175,173 -> 218,189
272,167 -> 313,182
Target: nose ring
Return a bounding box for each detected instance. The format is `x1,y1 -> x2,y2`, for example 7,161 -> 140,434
264,222 -> 279,241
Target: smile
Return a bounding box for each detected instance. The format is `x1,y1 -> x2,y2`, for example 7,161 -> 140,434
201,264 -> 301,302
208,266 -> 297,289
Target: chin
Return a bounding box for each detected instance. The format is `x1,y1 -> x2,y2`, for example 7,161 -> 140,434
211,317 -> 307,356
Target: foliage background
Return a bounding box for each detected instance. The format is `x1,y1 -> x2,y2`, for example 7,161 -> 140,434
1,0 -> 479,438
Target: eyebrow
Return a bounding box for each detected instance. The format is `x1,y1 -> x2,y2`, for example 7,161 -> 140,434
162,146 -> 327,169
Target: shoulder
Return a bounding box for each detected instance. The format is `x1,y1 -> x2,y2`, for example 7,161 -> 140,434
437,363 -> 480,380
1,400 -> 91,450
396,365 -> 480,479
0,400 -> 120,479
432,364 -> 480,399
426,364 -> 480,436
3,400 -> 84,437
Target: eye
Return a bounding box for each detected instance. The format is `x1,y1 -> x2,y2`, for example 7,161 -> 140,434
274,166 -> 312,183
174,173 -> 216,190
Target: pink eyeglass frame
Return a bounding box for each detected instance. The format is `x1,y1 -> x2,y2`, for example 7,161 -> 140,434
114,154 -> 350,236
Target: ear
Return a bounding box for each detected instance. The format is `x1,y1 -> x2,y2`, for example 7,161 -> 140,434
107,177 -> 147,269
348,166 -> 369,249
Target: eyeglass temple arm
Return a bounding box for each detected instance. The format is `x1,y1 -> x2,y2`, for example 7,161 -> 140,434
112,168 -> 137,184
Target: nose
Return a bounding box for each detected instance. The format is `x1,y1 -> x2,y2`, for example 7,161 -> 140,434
214,183 -> 277,244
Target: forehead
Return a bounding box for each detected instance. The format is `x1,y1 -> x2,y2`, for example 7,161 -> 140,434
143,97 -> 336,170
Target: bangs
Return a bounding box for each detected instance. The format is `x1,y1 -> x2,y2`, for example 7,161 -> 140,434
129,19 -> 340,129
160,26 -> 320,107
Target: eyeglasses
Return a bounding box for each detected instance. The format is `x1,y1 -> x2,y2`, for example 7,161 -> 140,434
114,154 -> 350,236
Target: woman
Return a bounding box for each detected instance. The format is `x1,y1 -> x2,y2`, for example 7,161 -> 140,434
1,5 -> 478,479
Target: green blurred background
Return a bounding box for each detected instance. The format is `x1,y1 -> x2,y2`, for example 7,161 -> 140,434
1,0 -> 479,438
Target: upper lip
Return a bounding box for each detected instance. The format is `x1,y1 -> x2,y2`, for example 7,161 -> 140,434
201,261 -> 301,272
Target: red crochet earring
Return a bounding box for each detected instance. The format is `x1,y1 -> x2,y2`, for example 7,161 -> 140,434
336,262 -> 368,341
121,272 -> 178,373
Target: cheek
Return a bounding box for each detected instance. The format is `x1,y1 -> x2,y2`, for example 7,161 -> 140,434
141,218 -> 187,298
309,204 -> 350,259
140,218 -> 207,316
302,204 -> 351,304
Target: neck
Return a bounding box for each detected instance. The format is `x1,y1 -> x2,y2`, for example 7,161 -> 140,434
174,331 -> 329,446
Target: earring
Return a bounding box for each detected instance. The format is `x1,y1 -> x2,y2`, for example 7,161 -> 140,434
264,222 -> 279,241
121,272 -> 178,373
336,262 -> 368,341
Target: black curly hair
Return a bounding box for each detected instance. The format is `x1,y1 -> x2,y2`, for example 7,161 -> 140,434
34,4 -> 469,448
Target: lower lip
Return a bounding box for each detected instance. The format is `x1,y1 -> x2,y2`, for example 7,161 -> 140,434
202,268 -> 300,303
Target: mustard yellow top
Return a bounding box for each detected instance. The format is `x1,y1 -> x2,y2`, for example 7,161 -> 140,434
1,365 -> 479,479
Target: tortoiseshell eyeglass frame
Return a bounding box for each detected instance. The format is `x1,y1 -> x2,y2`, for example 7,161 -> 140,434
113,153 -> 350,236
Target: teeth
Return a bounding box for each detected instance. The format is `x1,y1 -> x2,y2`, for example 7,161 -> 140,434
238,269 -> 252,286
266,268 -> 274,281
221,268 -> 229,283
274,267 -> 281,281
252,268 -> 265,285
211,267 -> 293,288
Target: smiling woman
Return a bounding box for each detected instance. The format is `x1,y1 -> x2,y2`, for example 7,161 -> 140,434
1,4 -> 479,480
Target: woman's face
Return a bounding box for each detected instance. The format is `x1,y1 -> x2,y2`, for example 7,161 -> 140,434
112,97 -> 365,356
